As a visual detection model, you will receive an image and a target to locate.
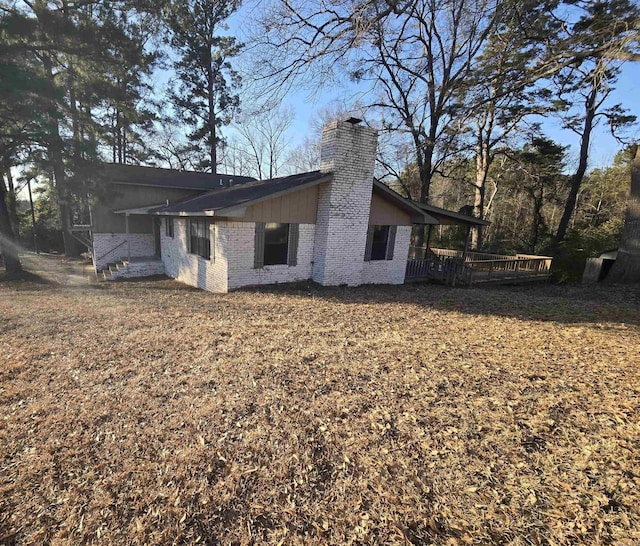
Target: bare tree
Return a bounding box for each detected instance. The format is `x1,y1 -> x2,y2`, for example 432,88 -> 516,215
548,0 -> 640,248
257,0 -> 509,205
234,106 -> 294,179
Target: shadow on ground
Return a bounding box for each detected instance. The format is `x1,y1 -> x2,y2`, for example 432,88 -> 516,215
3,262 -> 639,327
242,280 -> 640,327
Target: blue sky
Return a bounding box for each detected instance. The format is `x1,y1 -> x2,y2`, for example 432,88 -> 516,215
136,0 -> 640,178
258,63 -> 639,172
224,1 -> 640,174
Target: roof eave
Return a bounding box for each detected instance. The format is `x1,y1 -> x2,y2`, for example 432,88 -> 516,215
157,172 -> 333,216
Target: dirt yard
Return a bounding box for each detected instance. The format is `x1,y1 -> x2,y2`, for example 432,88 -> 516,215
1,277 -> 639,545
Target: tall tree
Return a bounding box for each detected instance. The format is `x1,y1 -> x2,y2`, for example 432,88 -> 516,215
0,7 -> 50,274
1,1 -> 166,255
168,0 -> 242,172
549,0 -> 640,249
463,1 -> 554,249
515,137 -> 567,252
259,0 -> 513,202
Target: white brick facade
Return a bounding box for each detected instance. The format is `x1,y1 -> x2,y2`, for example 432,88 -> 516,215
161,218 -> 228,292
313,121 -> 378,286
93,233 -> 155,270
160,218 -> 316,292
226,222 -> 315,290
361,225 -> 412,285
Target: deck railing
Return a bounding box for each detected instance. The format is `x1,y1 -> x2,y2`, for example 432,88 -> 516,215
467,256 -> 552,281
405,255 -> 467,285
406,248 -> 553,285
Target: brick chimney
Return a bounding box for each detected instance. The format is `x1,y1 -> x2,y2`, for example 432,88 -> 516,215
312,119 -> 378,285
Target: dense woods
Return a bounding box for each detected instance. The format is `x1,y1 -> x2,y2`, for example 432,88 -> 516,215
1,0 -> 639,280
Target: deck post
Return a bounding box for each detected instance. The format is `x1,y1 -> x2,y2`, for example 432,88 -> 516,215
425,224 -> 433,257
125,213 -> 131,262
462,224 -> 471,261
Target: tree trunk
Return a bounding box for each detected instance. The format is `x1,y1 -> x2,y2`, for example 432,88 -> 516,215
471,139 -> 489,250
207,55 -> 217,171
1,159 -> 19,235
606,145 -> 640,283
0,176 -> 22,277
414,145 -> 434,248
552,83 -> 597,249
42,53 -> 81,257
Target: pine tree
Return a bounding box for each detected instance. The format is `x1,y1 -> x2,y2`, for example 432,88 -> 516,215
167,0 -> 242,172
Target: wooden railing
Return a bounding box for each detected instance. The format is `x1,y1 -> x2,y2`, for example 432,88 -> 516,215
466,256 -> 552,282
430,248 -> 509,262
406,248 -> 553,285
405,255 -> 466,286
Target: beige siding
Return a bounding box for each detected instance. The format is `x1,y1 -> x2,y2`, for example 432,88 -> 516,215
368,193 -> 412,226
240,184 -> 320,224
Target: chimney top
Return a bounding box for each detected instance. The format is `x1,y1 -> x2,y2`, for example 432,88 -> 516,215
344,117 -> 362,125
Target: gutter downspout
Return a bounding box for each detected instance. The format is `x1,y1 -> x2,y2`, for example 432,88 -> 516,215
125,213 -> 131,262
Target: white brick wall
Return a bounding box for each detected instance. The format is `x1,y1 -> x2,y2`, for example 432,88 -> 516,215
227,222 -> 315,290
313,121 -> 378,286
161,218 -> 228,292
93,232 -> 155,270
160,218 -> 315,292
361,225 -> 412,285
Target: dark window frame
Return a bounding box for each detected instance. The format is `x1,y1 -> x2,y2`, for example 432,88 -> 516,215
254,223 -> 299,269
364,224 -> 397,261
188,218 -> 211,260
165,216 -> 174,238
264,223 -> 289,266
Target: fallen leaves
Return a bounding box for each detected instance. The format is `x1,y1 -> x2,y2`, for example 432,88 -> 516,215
1,279 -> 639,544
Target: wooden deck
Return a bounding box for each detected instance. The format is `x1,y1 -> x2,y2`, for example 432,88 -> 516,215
406,248 -> 553,286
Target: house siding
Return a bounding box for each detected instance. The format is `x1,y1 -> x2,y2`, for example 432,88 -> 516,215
369,193 -> 412,226
312,121 -> 378,286
160,218 -> 315,292
240,185 -> 319,224
93,232 -> 155,270
361,225 -> 412,284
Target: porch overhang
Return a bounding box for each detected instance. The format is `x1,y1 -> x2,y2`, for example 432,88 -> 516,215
413,202 -> 490,227
112,203 -> 168,215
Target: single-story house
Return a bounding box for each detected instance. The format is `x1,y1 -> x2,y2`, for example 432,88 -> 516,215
82,119 -> 485,292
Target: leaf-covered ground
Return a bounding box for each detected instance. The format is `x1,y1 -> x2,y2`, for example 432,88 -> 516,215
1,277 -> 639,545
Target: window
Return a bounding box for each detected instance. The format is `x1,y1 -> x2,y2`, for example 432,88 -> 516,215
165,217 -> 174,238
254,223 -> 299,268
188,218 -> 211,260
365,225 -> 397,261
264,223 -> 289,265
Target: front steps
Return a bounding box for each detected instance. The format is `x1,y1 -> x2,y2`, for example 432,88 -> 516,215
100,257 -> 165,281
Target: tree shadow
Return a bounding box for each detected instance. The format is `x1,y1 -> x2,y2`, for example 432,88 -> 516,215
0,269 -> 54,287
244,280 -> 640,327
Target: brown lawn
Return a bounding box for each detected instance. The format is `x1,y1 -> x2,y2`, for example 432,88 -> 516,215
1,277 -> 639,545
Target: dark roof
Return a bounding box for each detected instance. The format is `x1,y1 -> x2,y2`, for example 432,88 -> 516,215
154,170 -> 332,215
100,163 -> 255,191
415,202 -> 490,226
372,180 -> 437,224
